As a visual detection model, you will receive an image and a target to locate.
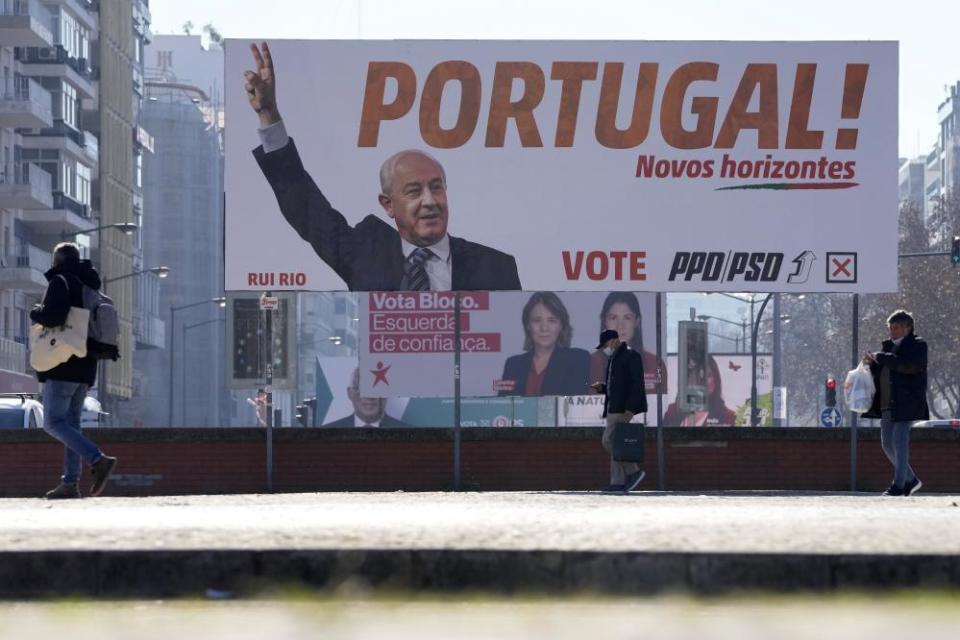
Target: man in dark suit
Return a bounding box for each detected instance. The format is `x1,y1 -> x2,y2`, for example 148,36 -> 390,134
244,42 -> 521,291
324,368 -> 409,428
591,329 -> 647,493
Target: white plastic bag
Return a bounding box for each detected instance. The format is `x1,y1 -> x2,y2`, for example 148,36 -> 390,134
843,362 -> 875,414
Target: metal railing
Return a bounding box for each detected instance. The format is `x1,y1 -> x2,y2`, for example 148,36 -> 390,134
0,336 -> 28,374
52,190 -> 89,218
14,46 -> 91,78
13,242 -> 49,270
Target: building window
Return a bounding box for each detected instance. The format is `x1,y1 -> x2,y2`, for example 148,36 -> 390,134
61,82 -> 77,129
76,163 -> 90,205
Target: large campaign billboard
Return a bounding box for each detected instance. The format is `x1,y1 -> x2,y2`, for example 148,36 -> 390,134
357,291 -> 663,398
225,39 -> 897,293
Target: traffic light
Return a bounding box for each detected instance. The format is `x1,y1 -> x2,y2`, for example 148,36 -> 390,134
952,235 -> 960,265
303,397 -> 317,427
825,376 -> 837,407
295,403 -> 307,427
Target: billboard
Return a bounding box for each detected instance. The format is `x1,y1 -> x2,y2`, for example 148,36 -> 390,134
357,291 -> 663,398
225,39 -> 897,293
315,356 -> 539,427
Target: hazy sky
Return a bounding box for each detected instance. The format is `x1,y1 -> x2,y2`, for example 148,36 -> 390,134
150,0 -> 958,159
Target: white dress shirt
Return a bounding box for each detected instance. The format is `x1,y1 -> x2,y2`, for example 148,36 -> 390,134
258,119 -> 290,153
401,235 -> 452,291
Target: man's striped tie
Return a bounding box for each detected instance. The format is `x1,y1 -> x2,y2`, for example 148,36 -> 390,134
402,247 -> 433,291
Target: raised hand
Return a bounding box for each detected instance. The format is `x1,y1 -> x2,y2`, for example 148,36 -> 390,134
244,42 -> 281,128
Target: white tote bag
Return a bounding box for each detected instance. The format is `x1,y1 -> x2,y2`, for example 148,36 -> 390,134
29,305 -> 90,372
843,362 -> 876,414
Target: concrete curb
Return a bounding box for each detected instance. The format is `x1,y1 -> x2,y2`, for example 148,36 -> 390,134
2,549 -> 958,597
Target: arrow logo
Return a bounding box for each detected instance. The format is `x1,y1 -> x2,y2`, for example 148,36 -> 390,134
788,250 -> 816,284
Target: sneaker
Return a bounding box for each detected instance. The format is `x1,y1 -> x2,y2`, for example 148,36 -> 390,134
881,484 -> 904,497
624,470 -> 646,492
601,484 -> 625,493
903,477 -> 923,497
44,482 -> 81,500
89,455 -> 117,497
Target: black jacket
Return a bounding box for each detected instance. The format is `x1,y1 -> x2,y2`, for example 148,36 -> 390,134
498,347 -> 590,397
29,260 -> 101,386
253,139 -> 522,291
862,332 -> 929,422
597,343 -> 647,418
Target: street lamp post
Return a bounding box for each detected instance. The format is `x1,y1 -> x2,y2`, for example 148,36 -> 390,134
102,266 -> 170,285
168,297 -> 226,427
750,294 -> 775,427
61,222 -> 138,239
94,265 -> 170,424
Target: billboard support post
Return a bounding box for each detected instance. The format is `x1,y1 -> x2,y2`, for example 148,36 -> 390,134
656,292 -> 665,491
850,293 -> 859,491
750,294 -> 774,427
264,290 -> 274,493
453,291 -> 462,491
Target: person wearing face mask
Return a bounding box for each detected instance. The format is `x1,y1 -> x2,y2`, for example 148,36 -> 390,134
244,42 -> 521,291
591,329 -> 647,493
861,309 -> 929,497
496,292 -> 590,397
589,292 -> 667,395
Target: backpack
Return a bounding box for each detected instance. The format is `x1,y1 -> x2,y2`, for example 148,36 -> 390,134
81,284 -> 120,361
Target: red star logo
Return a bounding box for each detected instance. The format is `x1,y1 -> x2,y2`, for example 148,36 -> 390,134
371,361 -> 391,386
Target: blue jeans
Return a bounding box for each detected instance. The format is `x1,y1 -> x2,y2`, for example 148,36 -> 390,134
42,380 -> 102,484
880,410 -> 916,489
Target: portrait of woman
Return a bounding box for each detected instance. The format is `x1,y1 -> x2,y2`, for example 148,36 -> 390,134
662,355 -> 737,426
589,292 -> 667,395
497,292 -> 590,397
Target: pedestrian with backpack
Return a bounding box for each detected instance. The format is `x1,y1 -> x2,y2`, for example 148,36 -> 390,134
29,243 -> 118,499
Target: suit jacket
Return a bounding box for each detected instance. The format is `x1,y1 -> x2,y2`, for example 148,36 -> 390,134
253,139 -> 522,291
595,344 -> 648,418
862,332 -> 929,422
323,413 -> 409,428
498,347 -> 591,397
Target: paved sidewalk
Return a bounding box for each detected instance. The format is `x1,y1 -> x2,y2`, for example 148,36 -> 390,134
2,491 -> 958,554
1,492 -> 958,596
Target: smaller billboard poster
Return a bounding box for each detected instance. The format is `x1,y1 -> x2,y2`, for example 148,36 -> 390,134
315,357 -> 538,427
359,291 -> 664,398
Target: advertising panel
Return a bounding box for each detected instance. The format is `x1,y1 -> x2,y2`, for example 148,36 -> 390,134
358,291 -> 663,398
225,40 -> 897,293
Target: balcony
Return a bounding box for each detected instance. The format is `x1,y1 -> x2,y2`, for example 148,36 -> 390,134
0,336 -> 28,375
44,0 -> 98,31
0,0 -> 55,47
18,199 -> 91,236
0,162 -> 53,209
0,77 -> 53,129
0,242 -> 49,293
19,127 -> 98,169
15,46 -> 97,100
